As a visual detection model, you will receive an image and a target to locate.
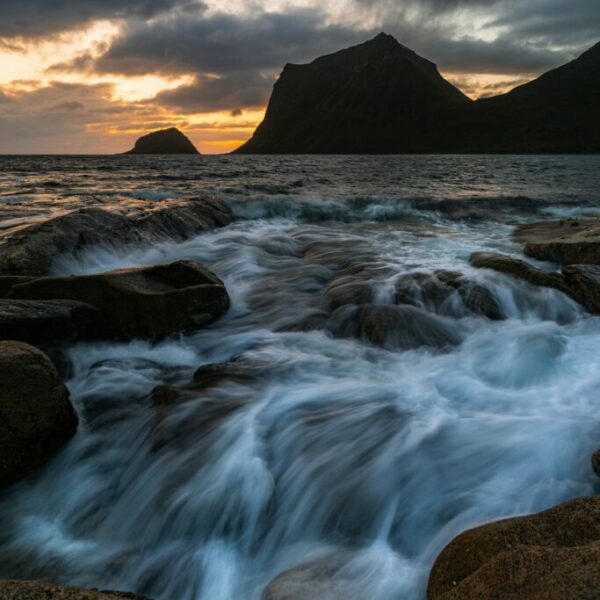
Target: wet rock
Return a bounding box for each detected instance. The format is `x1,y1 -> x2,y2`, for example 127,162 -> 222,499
470,252 -> 600,314
427,496 -> 600,600
0,199 -> 232,276
514,219 -> 600,265
323,276 -> 374,310
395,270 -> 502,320
0,341 -> 78,488
591,449 -> 600,478
262,552 -> 358,600
7,260 -> 230,340
0,579 -> 149,599
328,304 -> 461,351
0,275 -> 33,297
0,299 -> 100,343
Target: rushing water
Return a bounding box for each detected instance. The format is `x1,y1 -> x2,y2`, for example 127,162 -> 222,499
1,155 -> 600,599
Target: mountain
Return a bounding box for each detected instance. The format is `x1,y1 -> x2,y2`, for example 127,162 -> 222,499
236,33 -> 470,154
125,128 -> 200,154
235,34 -> 600,154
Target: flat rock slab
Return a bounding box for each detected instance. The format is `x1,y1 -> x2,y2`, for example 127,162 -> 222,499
514,218 -> 600,265
0,341 -> 78,488
428,496 -> 600,600
0,199 -> 232,276
0,299 -> 100,343
7,260 -> 230,340
0,579 -> 148,599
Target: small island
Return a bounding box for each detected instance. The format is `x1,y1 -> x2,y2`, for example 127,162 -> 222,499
124,127 -> 200,155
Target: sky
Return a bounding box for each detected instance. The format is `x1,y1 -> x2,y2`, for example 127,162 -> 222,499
0,0 -> 598,154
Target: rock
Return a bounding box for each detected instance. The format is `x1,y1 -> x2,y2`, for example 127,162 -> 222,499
0,276 -> 33,297
323,276 -> 374,311
0,299 -> 100,343
515,219 -> 600,265
470,252 -> 600,314
0,579 -> 148,599
395,270 -> 503,320
7,260 -> 230,340
591,449 -> 600,478
0,199 -> 231,276
428,496 -> 600,600
124,127 -> 199,155
262,552 -> 358,600
328,304 -> 462,351
0,341 -> 78,488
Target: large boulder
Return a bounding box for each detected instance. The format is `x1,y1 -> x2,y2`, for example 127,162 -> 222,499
514,218 -> 600,265
0,299 -> 100,343
7,260 -> 229,340
0,579 -> 148,599
328,304 -> 462,351
0,199 -> 231,276
0,341 -> 78,488
427,496 -> 600,600
124,127 -> 199,155
395,270 -> 502,320
470,252 -> 600,314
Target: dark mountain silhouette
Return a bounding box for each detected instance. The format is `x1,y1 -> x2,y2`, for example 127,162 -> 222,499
235,34 -> 600,154
125,127 -> 200,154
236,33 -> 471,154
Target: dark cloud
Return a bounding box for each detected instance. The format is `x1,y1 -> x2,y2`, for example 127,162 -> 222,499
96,9 -> 371,76
0,0 -> 197,38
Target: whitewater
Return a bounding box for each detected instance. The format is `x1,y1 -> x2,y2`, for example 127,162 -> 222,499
0,154 -> 599,599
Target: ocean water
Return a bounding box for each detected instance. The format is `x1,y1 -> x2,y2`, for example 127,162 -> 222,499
0,155 -> 599,599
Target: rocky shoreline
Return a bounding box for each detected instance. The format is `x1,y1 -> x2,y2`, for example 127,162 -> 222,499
1,203 -> 600,598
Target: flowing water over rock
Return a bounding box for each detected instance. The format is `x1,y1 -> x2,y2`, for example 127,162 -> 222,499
1,155 -> 600,599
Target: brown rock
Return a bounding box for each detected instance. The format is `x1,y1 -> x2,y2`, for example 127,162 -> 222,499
0,341 -> 78,488
7,260 -> 229,340
428,496 -> 600,600
0,578 -> 148,599
514,219 -> 600,265
0,299 -> 100,343
591,450 -> 600,478
0,199 -> 232,276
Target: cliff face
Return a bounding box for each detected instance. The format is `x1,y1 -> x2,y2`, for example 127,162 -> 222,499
236,33 -> 471,154
125,128 -> 200,155
236,34 -> 600,154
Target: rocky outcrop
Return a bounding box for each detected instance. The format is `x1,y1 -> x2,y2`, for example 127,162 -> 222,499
395,270 -> 503,320
0,199 -> 231,276
124,127 -> 199,155
262,553 -> 359,600
514,218 -> 600,265
327,304 -> 462,351
470,252 -> 600,314
0,299 -> 100,343
0,579 -> 148,599
7,260 -> 230,340
236,34 -> 600,154
0,341 -> 78,488
427,496 -> 600,600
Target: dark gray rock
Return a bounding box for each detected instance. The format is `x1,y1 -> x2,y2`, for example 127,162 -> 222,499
125,127 -> 199,155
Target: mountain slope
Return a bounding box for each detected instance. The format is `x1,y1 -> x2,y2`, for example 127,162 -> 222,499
236,33 -> 471,154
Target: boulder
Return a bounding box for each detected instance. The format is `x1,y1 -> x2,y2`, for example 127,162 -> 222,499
514,219 -> 600,265
7,260 -> 230,340
0,299 -> 100,343
0,341 -> 78,488
0,199 -> 231,276
0,276 -> 33,297
328,304 -> 462,351
395,270 -> 502,320
262,552 -> 358,600
591,449 -> 600,478
0,579 -> 148,599
427,496 -> 600,600
470,252 -> 600,314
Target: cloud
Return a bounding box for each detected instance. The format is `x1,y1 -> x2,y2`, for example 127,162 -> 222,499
0,0 -> 196,38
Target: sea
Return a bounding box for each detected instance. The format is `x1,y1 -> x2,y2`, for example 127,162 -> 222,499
0,154 -> 599,599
